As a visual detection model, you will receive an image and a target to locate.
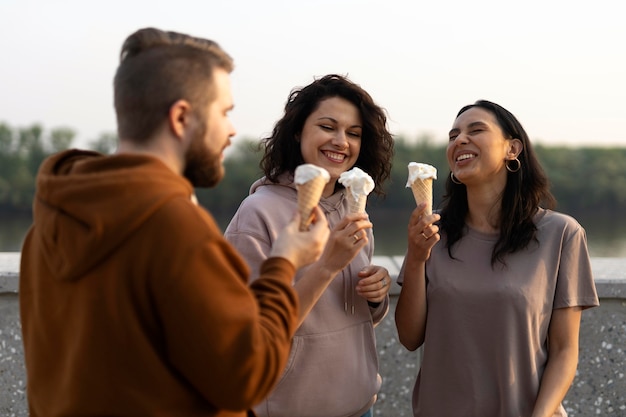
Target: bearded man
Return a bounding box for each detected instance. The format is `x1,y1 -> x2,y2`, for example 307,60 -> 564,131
19,27 -> 329,417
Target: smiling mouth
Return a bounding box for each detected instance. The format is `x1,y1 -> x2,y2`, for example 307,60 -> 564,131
456,153 -> 475,162
322,150 -> 346,163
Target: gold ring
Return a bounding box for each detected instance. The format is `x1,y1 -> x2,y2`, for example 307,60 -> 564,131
353,234 -> 360,243
421,232 -> 429,240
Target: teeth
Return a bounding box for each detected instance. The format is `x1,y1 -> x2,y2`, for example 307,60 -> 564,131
456,153 -> 474,161
324,151 -> 345,162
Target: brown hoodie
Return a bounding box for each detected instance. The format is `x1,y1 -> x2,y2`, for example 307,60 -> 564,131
20,149 -> 299,417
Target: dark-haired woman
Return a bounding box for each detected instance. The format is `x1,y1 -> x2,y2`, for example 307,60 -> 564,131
395,100 -> 599,417
225,74 -> 395,417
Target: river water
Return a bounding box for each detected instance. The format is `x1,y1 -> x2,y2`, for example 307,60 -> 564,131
2,211 -> 625,257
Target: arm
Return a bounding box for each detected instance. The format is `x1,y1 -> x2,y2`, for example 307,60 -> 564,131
292,212 -> 372,326
395,204 -> 440,351
227,203 -> 372,327
158,209 -> 328,410
531,306 -> 583,417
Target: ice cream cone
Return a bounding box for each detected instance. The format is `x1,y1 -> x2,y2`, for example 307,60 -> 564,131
406,162 -> 437,215
346,187 -> 368,214
297,176 -> 327,230
410,178 -> 433,215
338,167 -> 374,216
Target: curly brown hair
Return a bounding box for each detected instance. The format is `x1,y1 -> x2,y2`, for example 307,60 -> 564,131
260,74 -> 394,196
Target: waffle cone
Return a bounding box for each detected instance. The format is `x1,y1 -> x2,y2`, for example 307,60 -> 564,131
410,178 -> 433,215
346,187 -> 368,214
297,176 -> 327,230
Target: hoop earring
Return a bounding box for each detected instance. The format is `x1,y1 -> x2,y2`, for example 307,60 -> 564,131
506,158 -> 521,173
450,172 -> 462,184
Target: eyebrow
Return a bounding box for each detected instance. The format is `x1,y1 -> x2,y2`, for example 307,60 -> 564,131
449,120 -> 489,136
316,116 -> 362,129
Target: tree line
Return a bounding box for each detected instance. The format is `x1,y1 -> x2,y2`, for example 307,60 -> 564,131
1,122 -> 625,229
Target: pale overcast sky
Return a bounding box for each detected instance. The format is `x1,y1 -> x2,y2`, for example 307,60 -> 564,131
1,0 -> 624,149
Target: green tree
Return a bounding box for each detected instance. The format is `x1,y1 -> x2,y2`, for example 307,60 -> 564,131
2,121 -> 626,226
50,127 -> 75,153
0,123 -> 14,205
89,132 -> 118,154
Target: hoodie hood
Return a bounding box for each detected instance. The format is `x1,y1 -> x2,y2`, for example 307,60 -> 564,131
31,149 -> 194,281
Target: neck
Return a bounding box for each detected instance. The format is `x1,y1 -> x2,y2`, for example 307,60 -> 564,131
322,179 -> 337,198
465,184 -> 502,233
116,136 -> 184,176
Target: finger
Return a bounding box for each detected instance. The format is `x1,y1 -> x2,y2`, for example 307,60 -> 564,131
354,231 -> 369,246
337,212 -> 368,230
409,204 -> 427,224
343,212 -> 369,222
357,265 -> 377,277
424,233 -> 441,248
359,272 -> 389,289
351,219 -> 373,234
309,207 -> 328,230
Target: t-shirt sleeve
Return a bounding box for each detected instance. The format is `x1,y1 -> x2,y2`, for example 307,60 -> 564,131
395,251 -> 409,286
553,224 -> 599,309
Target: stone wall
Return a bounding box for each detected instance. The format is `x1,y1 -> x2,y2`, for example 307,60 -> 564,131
2,253 -> 625,416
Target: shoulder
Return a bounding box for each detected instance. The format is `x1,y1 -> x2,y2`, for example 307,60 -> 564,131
226,183 -> 296,238
536,208 -> 583,233
535,209 -> 588,249
237,183 -> 297,218
152,195 -> 224,243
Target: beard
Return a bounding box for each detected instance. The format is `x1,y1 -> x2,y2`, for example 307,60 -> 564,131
183,122 -> 224,188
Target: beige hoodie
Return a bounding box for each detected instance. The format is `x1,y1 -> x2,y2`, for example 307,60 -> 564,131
225,172 -> 388,417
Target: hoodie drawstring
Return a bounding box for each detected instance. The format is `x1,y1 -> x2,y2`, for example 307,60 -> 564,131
344,263 -> 355,315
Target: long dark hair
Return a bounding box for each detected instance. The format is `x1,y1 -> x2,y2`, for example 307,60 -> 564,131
259,74 -> 394,196
440,100 -> 556,266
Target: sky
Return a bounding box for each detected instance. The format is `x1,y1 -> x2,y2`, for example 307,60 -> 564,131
1,0 -> 625,150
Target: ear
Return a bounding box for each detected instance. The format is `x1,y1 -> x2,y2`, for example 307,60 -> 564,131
507,138 -> 523,159
168,99 -> 192,142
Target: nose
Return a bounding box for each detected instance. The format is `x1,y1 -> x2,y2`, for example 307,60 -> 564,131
331,130 -> 349,148
452,133 -> 469,145
228,119 -> 237,138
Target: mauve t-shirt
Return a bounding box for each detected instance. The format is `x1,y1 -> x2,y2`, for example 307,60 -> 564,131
397,208 -> 599,417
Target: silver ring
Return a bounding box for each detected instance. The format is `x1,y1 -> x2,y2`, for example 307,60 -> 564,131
421,232 -> 429,240
381,279 -> 386,288
353,234 -> 360,243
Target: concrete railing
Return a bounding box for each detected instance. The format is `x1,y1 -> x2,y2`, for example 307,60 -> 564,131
1,252 -> 625,416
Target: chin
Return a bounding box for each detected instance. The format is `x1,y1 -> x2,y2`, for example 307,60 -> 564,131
185,165 -> 224,188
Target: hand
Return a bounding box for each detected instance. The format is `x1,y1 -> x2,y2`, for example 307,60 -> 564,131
407,202 -> 440,262
270,207 -> 330,270
315,212 -> 372,275
356,265 -> 390,303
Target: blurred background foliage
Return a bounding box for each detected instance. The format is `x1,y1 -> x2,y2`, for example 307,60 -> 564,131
1,121 -> 625,228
